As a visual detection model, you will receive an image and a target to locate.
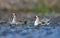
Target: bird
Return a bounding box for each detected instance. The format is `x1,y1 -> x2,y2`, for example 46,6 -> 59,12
11,13 -> 17,24
11,13 -> 20,24
34,16 -> 50,26
34,16 -> 40,26
10,13 -> 23,24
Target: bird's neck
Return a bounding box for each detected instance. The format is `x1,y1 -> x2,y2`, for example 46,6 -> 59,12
36,17 -> 39,21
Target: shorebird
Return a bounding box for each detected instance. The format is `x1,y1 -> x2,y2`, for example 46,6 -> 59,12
11,13 -> 17,24
34,16 -> 40,26
10,13 -> 26,24
34,16 -> 50,26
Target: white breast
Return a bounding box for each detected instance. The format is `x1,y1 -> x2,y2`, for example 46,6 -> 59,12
11,13 -> 17,24
34,16 -> 40,26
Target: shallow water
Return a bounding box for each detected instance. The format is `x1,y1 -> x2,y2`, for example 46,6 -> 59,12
0,22 -> 60,38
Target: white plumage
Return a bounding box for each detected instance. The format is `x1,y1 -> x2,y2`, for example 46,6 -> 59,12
11,13 -> 17,24
34,16 -> 40,26
34,16 -> 50,26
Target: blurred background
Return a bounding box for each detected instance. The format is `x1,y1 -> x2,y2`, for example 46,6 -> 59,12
0,0 -> 60,38
0,0 -> 60,21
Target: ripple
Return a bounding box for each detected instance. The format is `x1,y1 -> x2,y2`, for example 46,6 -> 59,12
0,20 -> 60,38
